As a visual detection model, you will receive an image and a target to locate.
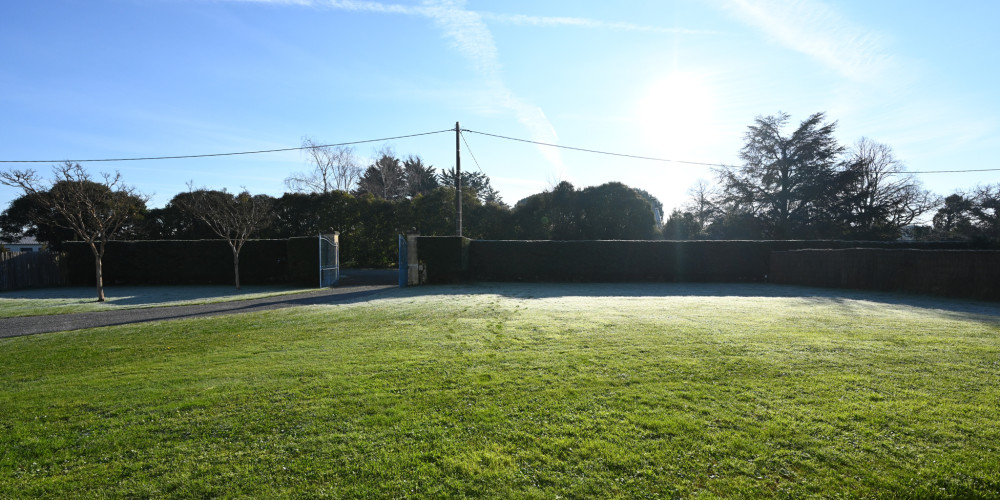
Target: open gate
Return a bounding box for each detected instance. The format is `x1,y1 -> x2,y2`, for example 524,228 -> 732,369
319,232 -> 339,287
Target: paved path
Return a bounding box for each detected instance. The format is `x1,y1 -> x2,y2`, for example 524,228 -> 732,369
1,271 -> 399,339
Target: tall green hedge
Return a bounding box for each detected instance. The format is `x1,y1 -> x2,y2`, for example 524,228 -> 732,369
286,236 -> 319,287
64,239 -> 299,286
415,236 -> 470,283
417,239 -> 975,284
769,248 -> 1000,300
468,240 -> 776,282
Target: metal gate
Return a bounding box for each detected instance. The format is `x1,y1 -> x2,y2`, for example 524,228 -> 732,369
319,232 -> 339,287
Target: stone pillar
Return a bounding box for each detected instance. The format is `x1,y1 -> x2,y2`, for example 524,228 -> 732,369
406,230 -> 421,285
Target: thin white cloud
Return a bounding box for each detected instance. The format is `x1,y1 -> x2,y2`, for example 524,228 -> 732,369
324,0 -> 424,15
421,1 -> 501,79
718,0 -> 893,83
225,0 -> 569,177
480,12 -> 720,36
234,0 -> 717,35
420,0 -> 567,177
231,0 -> 423,14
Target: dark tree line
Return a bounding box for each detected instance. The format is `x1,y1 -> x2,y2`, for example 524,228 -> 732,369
664,111 -> 992,243
349,148 -> 503,205
925,186 -> 1000,243
285,141 -> 504,205
3,155 -> 662,270
14,111 -> 993,286
512,181 -> 658,240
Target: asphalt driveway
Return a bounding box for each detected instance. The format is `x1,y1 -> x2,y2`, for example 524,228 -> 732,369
1,270 -> 398,339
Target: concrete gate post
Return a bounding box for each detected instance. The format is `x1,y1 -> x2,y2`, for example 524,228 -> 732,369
406,230 -> 422,285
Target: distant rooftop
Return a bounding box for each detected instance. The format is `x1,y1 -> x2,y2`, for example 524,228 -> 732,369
2,236 -> 42,248
12,236 -> 39,246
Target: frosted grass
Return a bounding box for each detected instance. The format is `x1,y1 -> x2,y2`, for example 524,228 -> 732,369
0,285 -> 317,318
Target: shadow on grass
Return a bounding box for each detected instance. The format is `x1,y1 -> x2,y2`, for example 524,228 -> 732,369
0,285 -> 399,338
0,285 -> 306,304
390,281 -> 1000,322
90,288 -> 397,326
5,275 -> 996,338
0,269 -> 398,306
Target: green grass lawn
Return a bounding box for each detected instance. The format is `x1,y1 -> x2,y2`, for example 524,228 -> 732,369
1,283 -> 998,498
0,285 -> 319,318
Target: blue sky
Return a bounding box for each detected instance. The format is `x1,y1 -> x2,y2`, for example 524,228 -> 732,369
2,0 -> 998,217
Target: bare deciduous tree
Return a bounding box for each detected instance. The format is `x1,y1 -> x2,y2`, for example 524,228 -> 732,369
839,137 -> 936,238
683,179 -> 719,235
177,185 -> 273,289
285,138 -> 362,193
356,145 -> 406,200
0,162 -> 147,301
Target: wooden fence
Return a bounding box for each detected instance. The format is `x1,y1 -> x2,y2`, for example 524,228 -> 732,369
0,251 -> 64,291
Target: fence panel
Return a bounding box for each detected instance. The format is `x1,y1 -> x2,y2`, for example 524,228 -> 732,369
0,251 -> 64,291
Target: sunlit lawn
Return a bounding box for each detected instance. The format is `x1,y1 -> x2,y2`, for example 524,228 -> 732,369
0,285 -> 318,318
1,283 -> 998,498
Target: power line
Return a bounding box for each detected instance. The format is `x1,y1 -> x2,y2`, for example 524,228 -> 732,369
893,168 -> 1000,174
462,128 -> 737,168
2,124 -> 997,176
459,131 -> 485,175
0,129 -> 452,164
462,128 -> 1000,175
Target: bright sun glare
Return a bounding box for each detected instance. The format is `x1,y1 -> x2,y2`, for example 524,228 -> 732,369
636,72 -> 716,159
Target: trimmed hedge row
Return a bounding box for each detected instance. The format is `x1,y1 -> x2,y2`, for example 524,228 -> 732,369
769,248 -> 1000,300
287,236 -> 320,286
415,237 -> 470,284
469,240 -> 769,282
65,237 -> 320,287
431,239 -> 973,283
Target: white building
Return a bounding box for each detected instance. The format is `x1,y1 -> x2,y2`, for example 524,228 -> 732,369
3,236 -> 44,253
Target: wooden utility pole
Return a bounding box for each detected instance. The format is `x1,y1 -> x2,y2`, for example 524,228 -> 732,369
455,121 -> 463,237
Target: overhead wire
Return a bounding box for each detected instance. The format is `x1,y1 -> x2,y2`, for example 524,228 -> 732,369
462,128 -> 737,168
459,130 -> 485,175
0,125 -> 996,176
0,129 -> 453,164
889,168 -> 1000,174
461,128 -> 1000,175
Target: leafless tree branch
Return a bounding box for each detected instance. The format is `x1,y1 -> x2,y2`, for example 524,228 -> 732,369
0,162 -> 147,301
285,138 -> 362,193
176,184 -> 273,289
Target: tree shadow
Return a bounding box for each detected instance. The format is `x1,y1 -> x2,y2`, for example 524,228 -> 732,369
0,285 -> 309,305
94,287 -> 396,325
0,285 -> 399,338
0,269 -> 399,305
